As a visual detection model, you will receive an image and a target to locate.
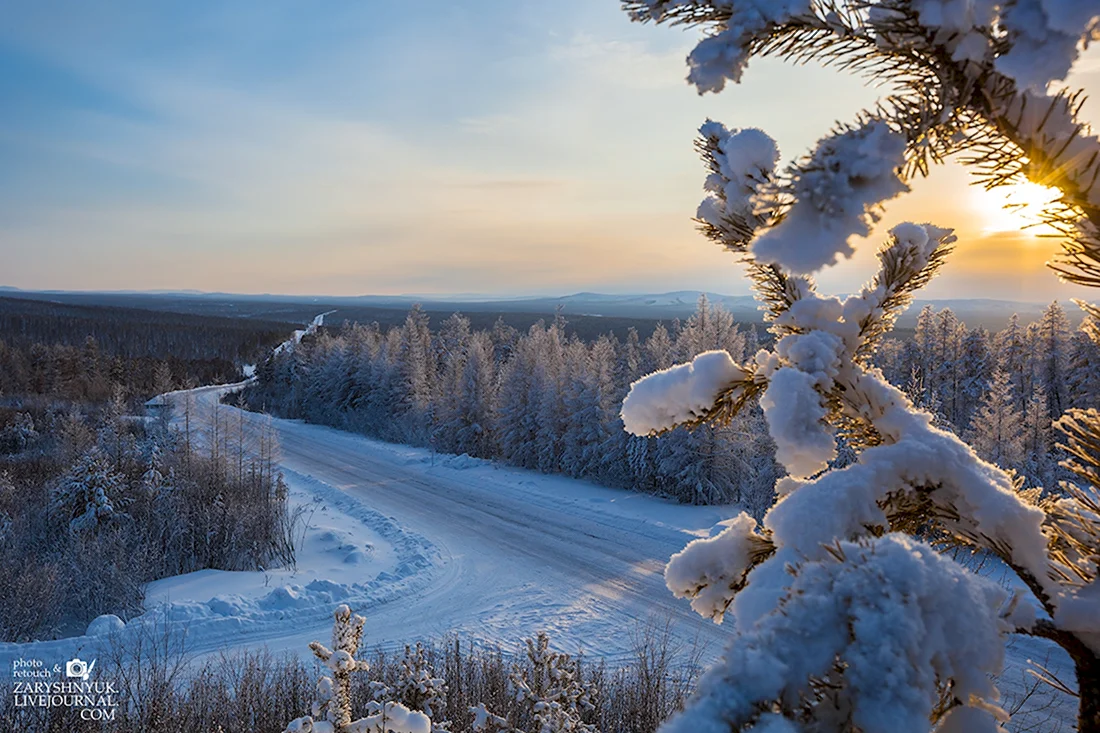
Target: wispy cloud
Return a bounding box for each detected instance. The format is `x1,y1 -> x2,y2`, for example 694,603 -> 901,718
1,1 -> 1097,299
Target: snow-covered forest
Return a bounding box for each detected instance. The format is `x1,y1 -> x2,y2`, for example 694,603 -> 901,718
0,301 -> 297,642
240,298 -> 1096,506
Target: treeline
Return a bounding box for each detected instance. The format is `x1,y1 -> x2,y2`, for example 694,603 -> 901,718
877,301 -> 1100,486
0,295 -> 291,363
241,298 -> 781,511
0,337 -> 240,404
243,298 -> 1099,507
0,298 -> 297,404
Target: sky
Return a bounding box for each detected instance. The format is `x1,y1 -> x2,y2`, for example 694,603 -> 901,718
3,1 -> 1100,302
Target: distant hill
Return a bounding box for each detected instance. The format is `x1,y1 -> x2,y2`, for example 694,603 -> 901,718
0,288 -> 1082,333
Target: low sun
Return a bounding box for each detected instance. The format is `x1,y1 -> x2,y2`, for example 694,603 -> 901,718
973,180 -> 1062,238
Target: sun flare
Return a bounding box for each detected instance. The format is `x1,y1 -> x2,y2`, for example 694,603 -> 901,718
972,180 -> 1061,238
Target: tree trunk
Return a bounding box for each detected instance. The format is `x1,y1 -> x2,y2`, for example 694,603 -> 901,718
1079,657 -> 1100,733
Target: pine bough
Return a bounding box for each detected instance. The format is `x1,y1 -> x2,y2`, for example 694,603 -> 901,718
621,1 -> 1100,730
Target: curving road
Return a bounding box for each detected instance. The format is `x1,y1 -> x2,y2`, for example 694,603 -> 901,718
173,385 -> 738,663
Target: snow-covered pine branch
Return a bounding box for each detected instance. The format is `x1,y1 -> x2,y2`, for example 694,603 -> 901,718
620,350 -> 755,436
622,1 -> 1100,729
632,0 -> 1100,286
751,120 -> 909,274
665,534 -> 1011,733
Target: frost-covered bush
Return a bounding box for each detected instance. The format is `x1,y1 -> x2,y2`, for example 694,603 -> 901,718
621,1 -> 1100,730
0,407 -> 296,641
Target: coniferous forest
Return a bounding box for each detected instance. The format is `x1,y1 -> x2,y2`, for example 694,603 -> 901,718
240,297 -> 1098,510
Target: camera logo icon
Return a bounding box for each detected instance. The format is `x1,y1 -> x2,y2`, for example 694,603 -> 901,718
65,658 -> 95,681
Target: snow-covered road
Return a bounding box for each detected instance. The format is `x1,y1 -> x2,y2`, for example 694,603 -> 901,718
176,384 -> 739,662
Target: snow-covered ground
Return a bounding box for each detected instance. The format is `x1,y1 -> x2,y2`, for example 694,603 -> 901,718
0,383 -> 1078,728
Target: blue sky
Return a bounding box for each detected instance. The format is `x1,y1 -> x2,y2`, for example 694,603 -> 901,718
2,1 -> 1099,301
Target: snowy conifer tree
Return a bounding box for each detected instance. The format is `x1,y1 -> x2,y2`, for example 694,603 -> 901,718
450,332 -> 498,458
0,412 -> 38,454
957,325 -> 993,431
969,368 -> 1026,470
475,632 -> 598,733
1069,316 -> 1100,410
996,313 -> 1030,413
52,448 -> 125,532
284,605 -> 430,733
1036,301 -> 1073,417
1022,383 -> 1055,485
497,330 -> 544,470
620,1 -> 1100,729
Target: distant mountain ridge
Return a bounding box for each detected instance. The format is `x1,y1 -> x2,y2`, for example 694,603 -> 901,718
0,287 -> 1082,330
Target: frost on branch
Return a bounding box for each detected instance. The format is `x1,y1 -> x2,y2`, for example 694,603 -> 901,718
662,534 -> 1010,733
283,605 -> 431,733
751,121 -> 909,274
621,350 -> 749,435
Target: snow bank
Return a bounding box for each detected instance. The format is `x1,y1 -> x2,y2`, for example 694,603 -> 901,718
86,615 -> 125,637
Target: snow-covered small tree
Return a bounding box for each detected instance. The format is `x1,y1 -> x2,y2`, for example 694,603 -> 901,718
0,412 -> 38,454
969,368 -> 1025,470
372,643 -> 451,733
475,632 -> 598,733
620,1 -> 1100,729
52,448 -> 125,532
284,605 -> 431,733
